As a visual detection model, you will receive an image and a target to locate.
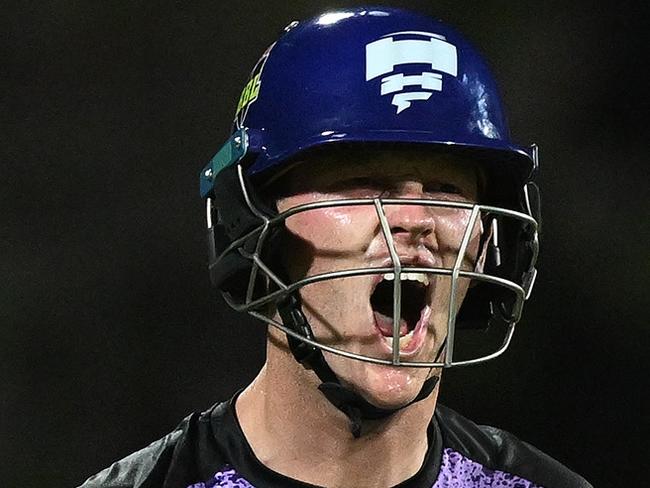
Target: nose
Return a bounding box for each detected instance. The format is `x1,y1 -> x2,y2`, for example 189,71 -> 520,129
382,181 -> 438,248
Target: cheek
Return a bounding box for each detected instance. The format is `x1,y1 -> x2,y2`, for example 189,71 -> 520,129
435,209 -> 483,266
285,206 -> 376,254
299,276 -> 368,342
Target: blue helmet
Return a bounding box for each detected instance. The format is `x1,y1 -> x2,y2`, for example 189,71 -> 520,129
201,6 -> 536,199
200,6 -> 539,371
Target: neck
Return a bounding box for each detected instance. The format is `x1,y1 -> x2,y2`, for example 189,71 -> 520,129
235,343 -> 439,488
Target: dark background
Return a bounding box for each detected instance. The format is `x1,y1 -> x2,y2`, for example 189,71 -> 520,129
2,1 -> 648,487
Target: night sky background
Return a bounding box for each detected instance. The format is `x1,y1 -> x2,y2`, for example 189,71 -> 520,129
2,1 -> 648,487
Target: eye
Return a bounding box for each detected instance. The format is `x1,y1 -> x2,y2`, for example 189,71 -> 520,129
425,182 -> 462,195
328,176 -> 383,192
344,177 -> 381,187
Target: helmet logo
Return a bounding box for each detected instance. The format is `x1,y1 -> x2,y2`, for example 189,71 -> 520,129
234,42 -> 276,130
366,31 -> 458,114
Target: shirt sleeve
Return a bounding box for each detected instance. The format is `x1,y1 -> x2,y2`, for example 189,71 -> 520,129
77,427 -> 184,488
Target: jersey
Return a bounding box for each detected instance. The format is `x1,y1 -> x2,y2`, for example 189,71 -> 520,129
78,394 -> 592,488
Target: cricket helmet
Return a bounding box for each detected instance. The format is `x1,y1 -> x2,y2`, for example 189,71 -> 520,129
200,6 -> 540,370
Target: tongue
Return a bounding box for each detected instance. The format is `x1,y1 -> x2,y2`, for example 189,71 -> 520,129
374,311 -> 409,337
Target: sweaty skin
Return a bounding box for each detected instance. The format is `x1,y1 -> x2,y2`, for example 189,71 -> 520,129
236,148 -> 483,488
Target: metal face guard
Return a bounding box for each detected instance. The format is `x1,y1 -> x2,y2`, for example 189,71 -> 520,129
206,164 -> 539,368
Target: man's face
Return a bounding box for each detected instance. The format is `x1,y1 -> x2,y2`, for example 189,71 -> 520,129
273,147 -> 483,409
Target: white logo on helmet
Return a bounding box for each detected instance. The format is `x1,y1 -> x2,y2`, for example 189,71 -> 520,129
366,31 -> 458,114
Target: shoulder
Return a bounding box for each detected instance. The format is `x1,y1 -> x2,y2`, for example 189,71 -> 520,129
78,402 -> 231,488
77,420 -> 187,488
435,404 -> 593,488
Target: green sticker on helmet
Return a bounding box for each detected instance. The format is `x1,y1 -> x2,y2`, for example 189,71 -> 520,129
236,73 -> 262,117
234,42 -> 276,129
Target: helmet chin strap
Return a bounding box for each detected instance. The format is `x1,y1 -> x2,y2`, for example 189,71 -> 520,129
278,293 -> 442,438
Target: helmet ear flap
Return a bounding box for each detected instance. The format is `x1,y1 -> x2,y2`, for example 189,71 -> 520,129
207,163 -> 280,302
456,187 -> 539,330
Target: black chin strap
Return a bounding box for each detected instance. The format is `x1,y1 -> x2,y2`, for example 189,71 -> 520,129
278,294 -> 441,438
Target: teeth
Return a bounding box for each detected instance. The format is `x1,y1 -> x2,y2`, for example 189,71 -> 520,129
383,328 -> 416,348
382,272 -> 429,286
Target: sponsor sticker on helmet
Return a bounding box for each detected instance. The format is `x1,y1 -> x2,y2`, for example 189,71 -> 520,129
366,31 -> 458,114
234,42 -> 276,129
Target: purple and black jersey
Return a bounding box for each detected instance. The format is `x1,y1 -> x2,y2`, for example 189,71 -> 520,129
187,450 -> 544,488
79,396 -> 591,488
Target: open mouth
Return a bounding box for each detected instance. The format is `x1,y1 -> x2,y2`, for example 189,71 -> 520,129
370,271 -> 431,354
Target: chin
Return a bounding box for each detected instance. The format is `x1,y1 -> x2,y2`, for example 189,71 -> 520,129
349,362 -> 428,410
